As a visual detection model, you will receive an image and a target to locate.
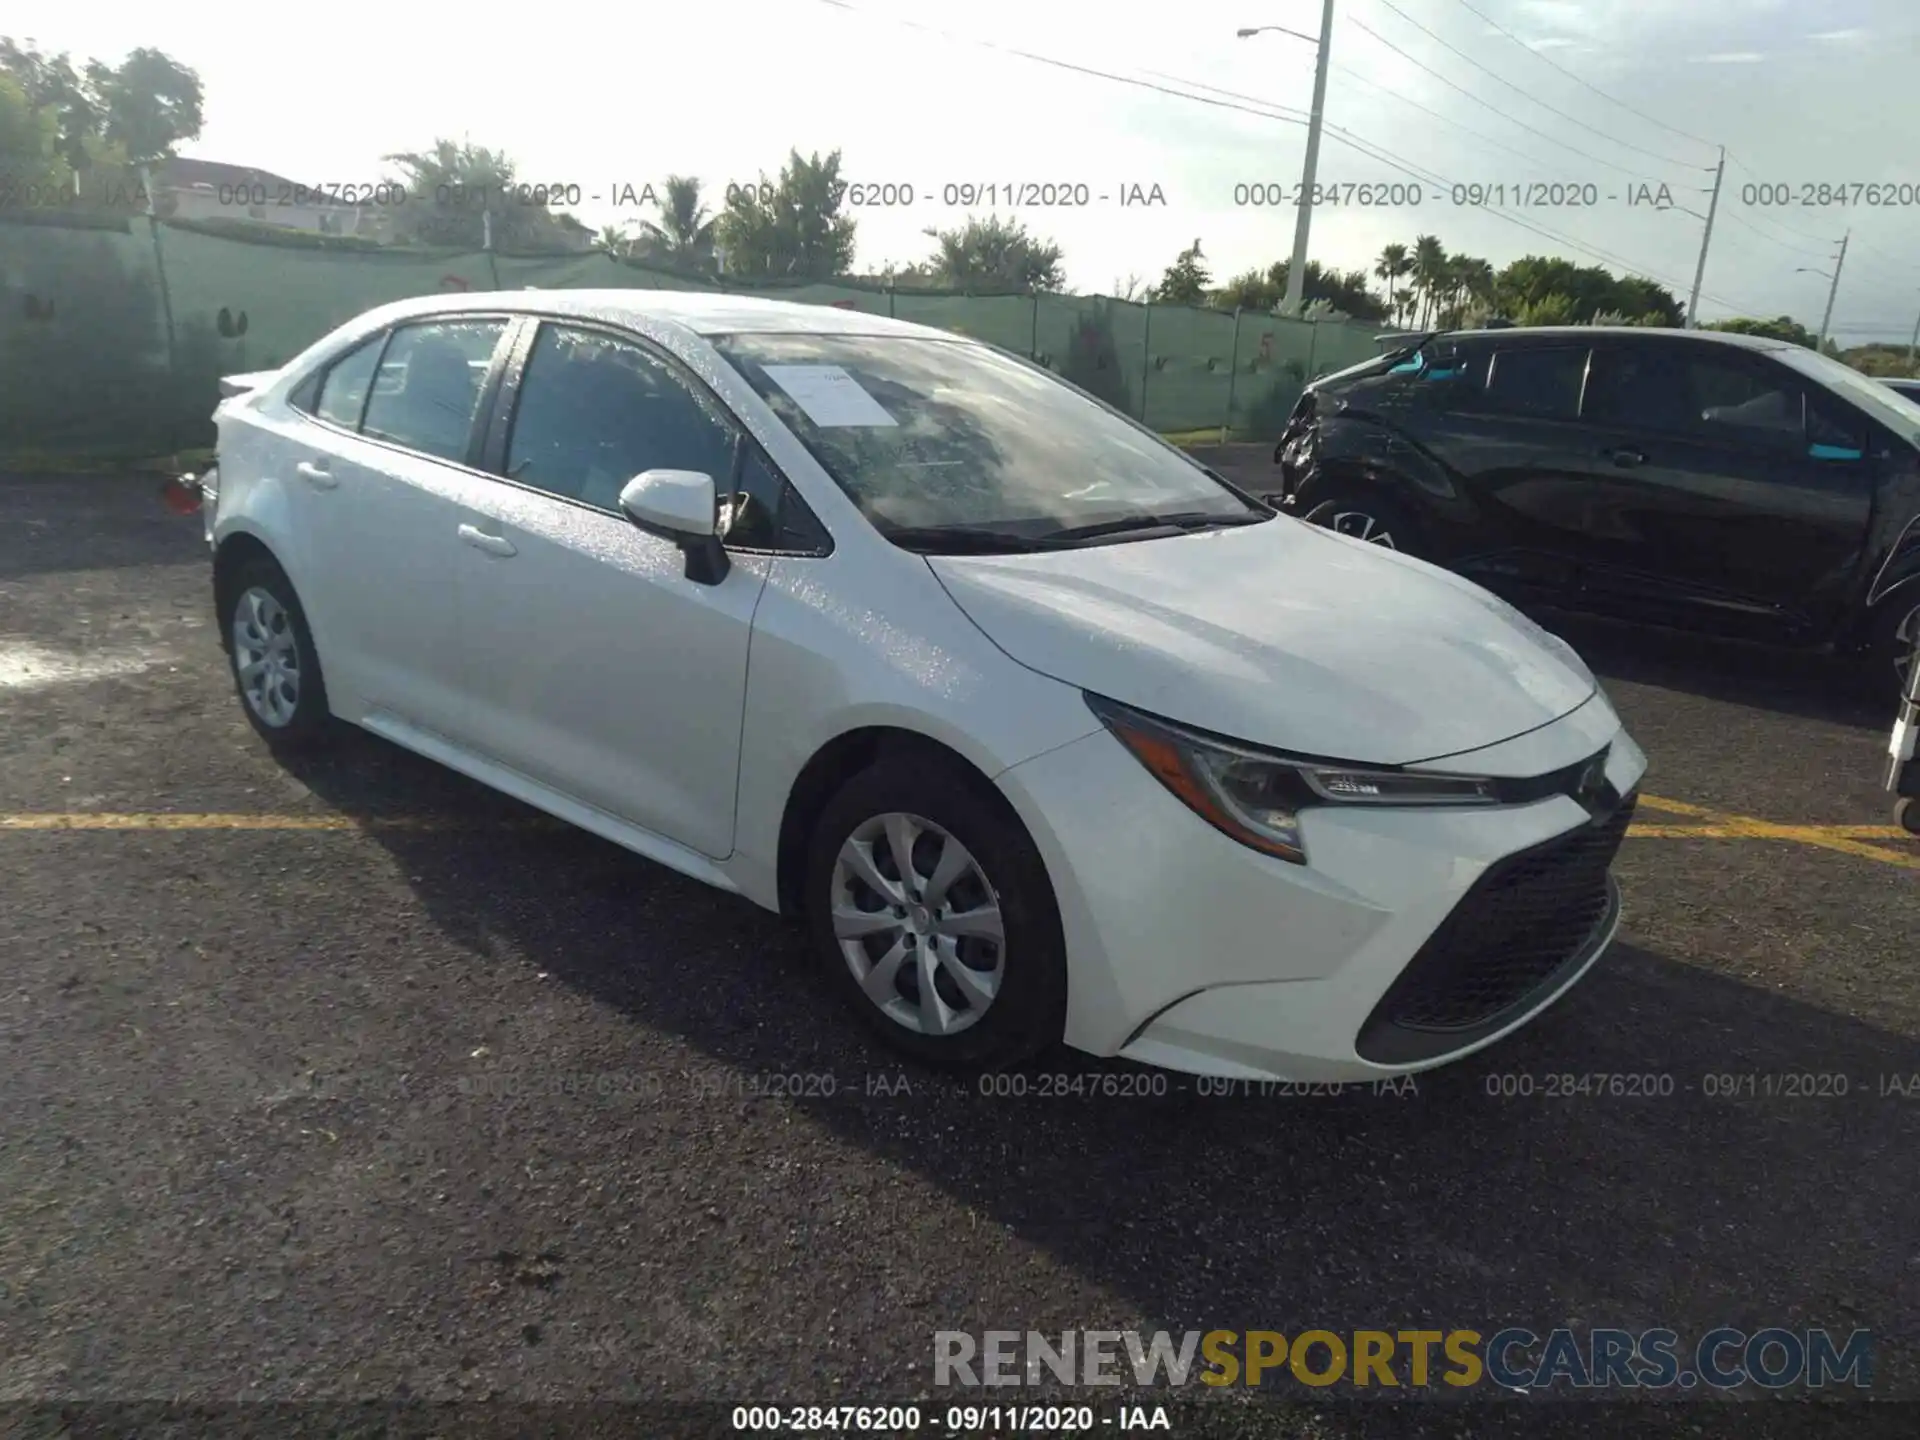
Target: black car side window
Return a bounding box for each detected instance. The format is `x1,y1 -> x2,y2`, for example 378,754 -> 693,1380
1807,398 -> 1868,461
1473,346 -> 1589,421
1685,359 -> 1802,451
1583,347 -> 1695,432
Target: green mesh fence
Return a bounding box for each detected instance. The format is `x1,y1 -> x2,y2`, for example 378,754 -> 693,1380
0,214 -> 1390,457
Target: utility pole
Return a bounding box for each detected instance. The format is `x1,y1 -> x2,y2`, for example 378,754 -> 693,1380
1686,146 -> 1725,329
1816,230 -> 1849,353
1283,0 -> 1337,318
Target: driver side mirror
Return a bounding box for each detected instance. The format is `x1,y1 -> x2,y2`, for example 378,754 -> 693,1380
617,469 -> 731,586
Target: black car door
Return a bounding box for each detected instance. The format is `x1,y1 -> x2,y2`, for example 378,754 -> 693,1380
1409,339 -> 1602,600
1579,341 -> 1876,638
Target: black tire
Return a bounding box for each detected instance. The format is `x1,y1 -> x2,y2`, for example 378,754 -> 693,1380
803,753 -> 1067,1072
225,557 -> 334,751
1302,483 -> 1423,556
1897,798 -> 1920,838
1868,592 -> 1920,702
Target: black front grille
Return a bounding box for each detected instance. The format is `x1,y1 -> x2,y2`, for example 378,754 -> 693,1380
1356,794 -> 1636,1064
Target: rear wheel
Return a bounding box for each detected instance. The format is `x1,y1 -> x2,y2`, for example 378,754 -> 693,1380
226,558 -> 334,751
803,754 -> 1067,1071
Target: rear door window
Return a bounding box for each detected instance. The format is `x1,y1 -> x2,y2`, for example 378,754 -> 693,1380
1477,346 -> 1590,420
311,335 -> 386,430
359,318 -> 509,464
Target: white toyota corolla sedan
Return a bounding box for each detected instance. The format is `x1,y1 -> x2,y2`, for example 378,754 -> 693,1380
198,289 -> 1646,1081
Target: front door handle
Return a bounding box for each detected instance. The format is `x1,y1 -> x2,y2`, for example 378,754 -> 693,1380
295,460 -> 338,489
1603,447 -> 1647,468
458,523 -> 517,557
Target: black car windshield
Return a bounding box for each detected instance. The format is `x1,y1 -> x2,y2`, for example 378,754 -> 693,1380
711,333 -> 1263,545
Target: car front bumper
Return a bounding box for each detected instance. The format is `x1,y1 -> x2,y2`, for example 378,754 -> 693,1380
994,692 -> 1647,1082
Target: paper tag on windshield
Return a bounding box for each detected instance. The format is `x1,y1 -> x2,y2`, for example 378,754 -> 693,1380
761,365 -> 898,428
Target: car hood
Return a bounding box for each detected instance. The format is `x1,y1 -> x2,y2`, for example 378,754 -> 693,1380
927,518 -> 1597,766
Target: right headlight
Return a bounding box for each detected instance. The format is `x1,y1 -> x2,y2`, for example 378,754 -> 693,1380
1084,693 -> 1501,865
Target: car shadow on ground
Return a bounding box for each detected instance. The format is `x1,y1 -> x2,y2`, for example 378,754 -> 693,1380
1534,610 -> 1890,732
283,729 -> 1919,1407
0,474 -> 207,582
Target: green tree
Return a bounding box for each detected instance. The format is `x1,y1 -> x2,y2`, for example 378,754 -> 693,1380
1060,300 -> 1133,414
922,214 -> 1064,292
1152,237 -> 1210,305
714,149 -> 857,279
1410,234 -> 1448,327
1609,274 -> 1684,327
635,174 -> 717,273
1702,315 -> 1820,349
1374,242 -> 1411,324
83,47 -> 202,165
1,39 -> 98,172
1212,260 -> 1385,320
382,140 -> 581,252
1515,293 -> 1580,326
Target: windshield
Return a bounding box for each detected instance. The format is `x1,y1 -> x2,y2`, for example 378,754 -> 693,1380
712,333 -> 1262,543
1773,345 -> 1920,437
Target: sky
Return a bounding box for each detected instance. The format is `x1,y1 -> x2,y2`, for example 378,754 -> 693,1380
11,0 -> 1920,345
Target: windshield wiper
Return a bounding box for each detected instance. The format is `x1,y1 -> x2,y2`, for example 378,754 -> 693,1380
1039,510 -> 1268,544
880,524 -> 1054,554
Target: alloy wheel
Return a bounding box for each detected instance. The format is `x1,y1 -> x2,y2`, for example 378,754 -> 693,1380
1327,509 -> 1396,549
232,586 -> 301,728
1894,601 -> 1920,689
829,811 -> 1006,1038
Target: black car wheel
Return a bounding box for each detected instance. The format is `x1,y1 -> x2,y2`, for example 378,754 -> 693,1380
1303,487 -> 1421,556
1870,593 -> 1920,699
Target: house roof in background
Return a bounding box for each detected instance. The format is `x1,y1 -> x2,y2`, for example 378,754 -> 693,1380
160,157 -> 372,207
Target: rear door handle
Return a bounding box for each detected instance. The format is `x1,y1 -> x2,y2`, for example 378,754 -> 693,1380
1603,448 -> 1647,468
295,460 -> 338,490
458,523 -> 517,558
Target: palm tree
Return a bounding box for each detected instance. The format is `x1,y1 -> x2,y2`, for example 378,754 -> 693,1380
1373,243 -> 1412,326
636,175 -> 717,272
1410,234 -> 1447,328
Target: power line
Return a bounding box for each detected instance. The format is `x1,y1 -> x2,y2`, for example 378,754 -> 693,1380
1365,0 -> 1711,172
1301,60 -> 1679,182
810,0 -> 1316,127
1431,0 -> 1720,149
1344,15 -> 1688,182
812,0 -> 1771,314
1713,209 -> 1837,262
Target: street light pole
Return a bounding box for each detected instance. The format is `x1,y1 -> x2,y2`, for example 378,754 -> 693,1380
1817,230 -> 1849,353
1286,0 -> 1336,317
1685,146 -> 1725,329
1238,0 -> 1336,318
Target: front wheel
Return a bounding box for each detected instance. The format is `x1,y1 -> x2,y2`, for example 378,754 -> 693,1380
803,755 -> 1067,1072
1869,593 -> 1920,701
1303,486 -> 1421,555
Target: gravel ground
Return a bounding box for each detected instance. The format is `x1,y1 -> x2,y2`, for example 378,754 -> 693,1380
1,469 -> 1916,1437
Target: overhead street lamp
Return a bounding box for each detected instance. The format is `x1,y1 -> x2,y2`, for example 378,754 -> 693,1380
1238,1 -> 1336,318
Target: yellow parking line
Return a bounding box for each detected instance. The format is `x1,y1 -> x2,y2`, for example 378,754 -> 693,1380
1639,794 -> 1920,872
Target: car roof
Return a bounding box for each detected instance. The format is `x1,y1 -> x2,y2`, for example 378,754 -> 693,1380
1441,325 -> 1792,352
353,287 -> 949,341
